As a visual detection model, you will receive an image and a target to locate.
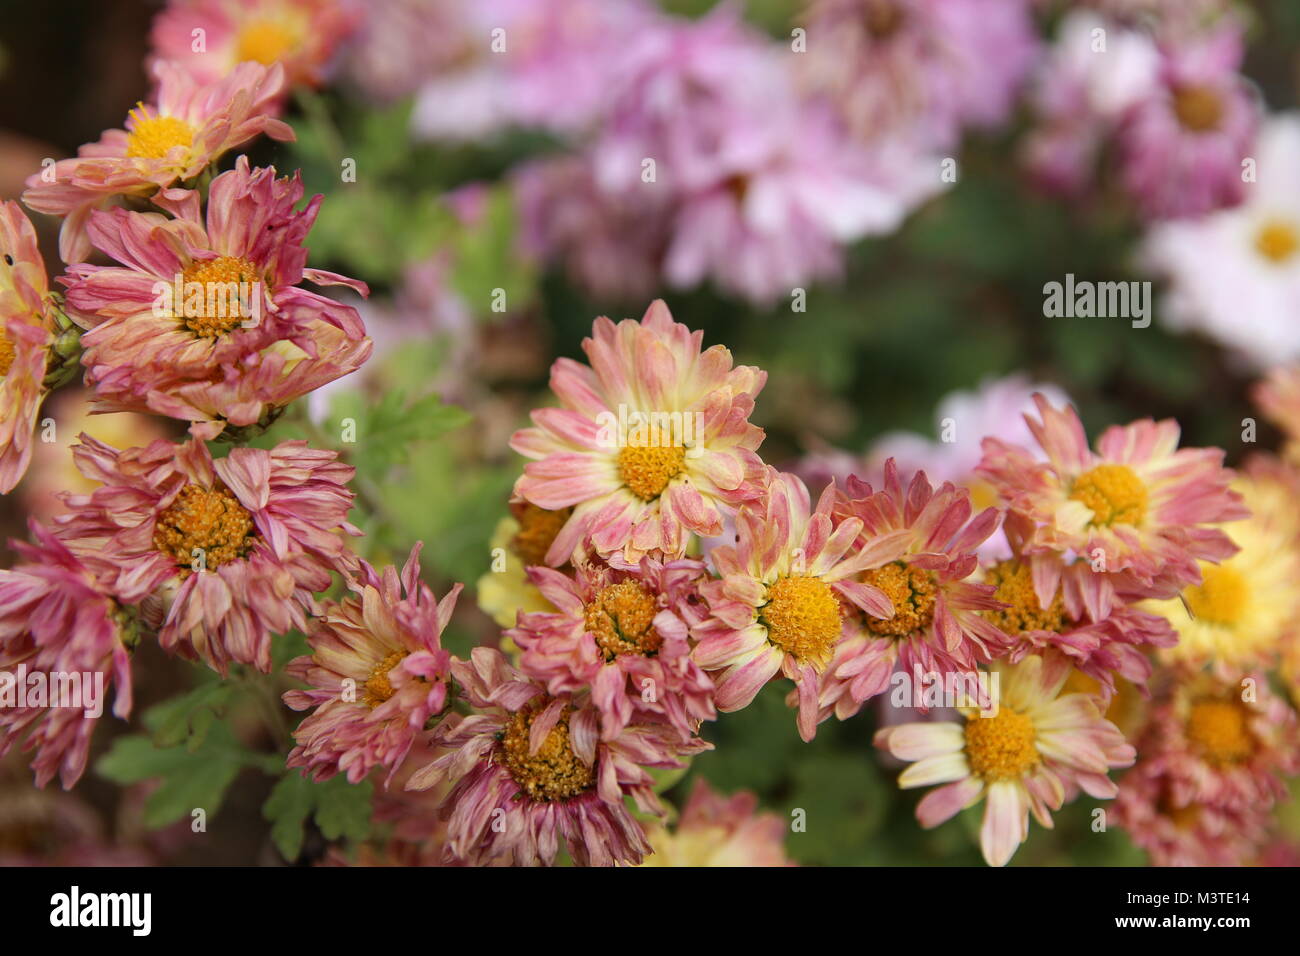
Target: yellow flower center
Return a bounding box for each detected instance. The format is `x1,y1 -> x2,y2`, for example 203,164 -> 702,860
362,651 -> 406,708
0,328 -> 14,378
153,483 -> 256,574
1186,698 -> 1255,765
1255,221 -> 1300,264
1183,564 -> 1248,627
179,256 -> 262,337
583,580 -> 662,661
124,106 -> 196,160
759,574 -> 843,667
860,562 -> 937,638
236,19 -> 299,66
983,560 -> 1070,635
500,701 -> 595,802
617,445 -> 686,501
510,503 -> 573,567
1172,84 -> 1223,132
1070,463 -> 1147,527
964,708 -> 1039,781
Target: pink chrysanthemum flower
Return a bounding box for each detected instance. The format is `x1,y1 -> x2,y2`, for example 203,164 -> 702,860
0,523 -> 135,789
977,393 -> 1247,611
812,461 -> 1009,730
406,647 -> 706,867
692,469 -> 913,741
511,300 -> 766,564
55,435 -> 358,674
21,61 -> 292,263
284,545 -> 460,785
61,157 -> 370,440
640,778 -> 793,867
0,202 -> 56,494
508,554 -> 716,742
875,654 -> 1136,867
149,0 -> 359,90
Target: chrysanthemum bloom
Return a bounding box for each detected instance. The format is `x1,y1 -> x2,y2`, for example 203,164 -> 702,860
21,60 -> 292,263
0,202 -> 56,494
639,778 -> 792,867
475,500 -> 571,628
0,523 -> 135,789
692,469 -> 913,741
55,435 -> 358,674
406,647 -> 706,866
284,545 -> 460,785
812,462 -> 1009,731
61,157 -> 370,440
1143,115 -> 1300,370
508,554 -> 715,741
977,393 -> 1246,612
1116,22 -> 1259,221
875,654 -> 1136,867
511,300 -> 767,564
149,0 -> 359,89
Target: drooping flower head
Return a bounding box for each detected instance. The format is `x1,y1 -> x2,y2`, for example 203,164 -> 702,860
55,435 -> 358,674
875,654 -> 1136,867
511,300 -> 766,564
22,61 -> 292,263
639,778 -> 793,867
285,545 -> 461,785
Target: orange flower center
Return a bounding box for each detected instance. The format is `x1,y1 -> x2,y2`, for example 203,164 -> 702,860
0,328 -> 14,377
125,106 -> 195,160
180,256 -> 261,337
1255,221 -> 1300,264
362,651 -> 407,708
964,708 -> 1039,781
1172,84 -> 1223,132
617,445 -> 686,501
500,701 -> 595,802
236,19 -> 300,66
1186,698 -> 1255,765
983,560 -> 1070,635
1183,565 -> 1248,627
860,562 -> 937,638
510,503 -> 573,567
760,574 -> 843,667
1070,463 -> 1147,527
153,483 -> 255,574
583,580 -> 662,661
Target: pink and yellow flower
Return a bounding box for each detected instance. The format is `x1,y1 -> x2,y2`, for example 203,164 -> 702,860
639,778 -> 792,867
22,60 -> 292,263
511,300 -> 766,564
875,654 -> 1136,867
55,435 -> 358,674
285,545 -> 460,785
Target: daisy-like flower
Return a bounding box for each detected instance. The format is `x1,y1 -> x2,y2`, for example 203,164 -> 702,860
55,435 -> 358,674
639,778 -> 792,867
812,461 -> 1009,730
875,654 -> 1136,867
406,647 -> 706,867
0,202 -> 57,494
510,300 -> 767,565
284,545 -> 461,785
692,469 -> 912,741
149,0 -> 359,89
21,60 -> 292,263
0,523 -> 136,789
475,500 -> 571,629
977,393 -> 1246,611
508,554 -> 715,742
61,157 -> 370,440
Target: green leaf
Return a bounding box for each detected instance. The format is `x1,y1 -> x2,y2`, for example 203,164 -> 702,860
263,772 -> 374,862
144,680 -> 236,752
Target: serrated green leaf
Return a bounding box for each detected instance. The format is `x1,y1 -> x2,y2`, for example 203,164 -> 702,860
263,772 -> 374,861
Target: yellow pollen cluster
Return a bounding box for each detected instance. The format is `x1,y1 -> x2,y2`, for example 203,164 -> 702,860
124,106 -> 195,160
860,562 -> 937,638
362,651 -> 407,708
1255,221 -> 1300,264
180,256 -> 261,337
153,483 -> 255,574
1183,565 -> 1248,627
617,444 -> 686,501
584,580 -> 662,661
759,574 -> 843,667
500,701 -> 595,802
1172,84 -> 1224,132
1186,698 -> 1255,765
0,327 -> 14,378
1070,463 -> 1147,527
510,503 -> 572,567
236,19 -> 299,65
964,708 -> 1039,781
983,560 -> 1070,635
